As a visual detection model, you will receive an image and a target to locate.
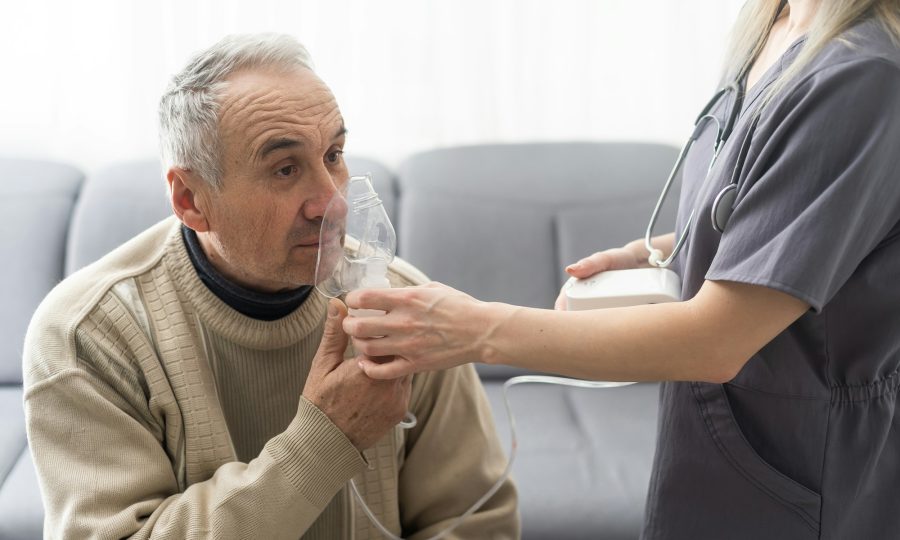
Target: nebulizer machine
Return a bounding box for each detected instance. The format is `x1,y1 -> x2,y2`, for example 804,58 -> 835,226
315,174 -> 637,539
563,78 -> 757,309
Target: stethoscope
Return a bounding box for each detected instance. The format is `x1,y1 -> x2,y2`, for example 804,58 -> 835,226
644,81 -> 761,268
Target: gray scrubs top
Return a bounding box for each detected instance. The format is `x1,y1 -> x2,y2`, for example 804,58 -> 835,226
641,18 -> 900,540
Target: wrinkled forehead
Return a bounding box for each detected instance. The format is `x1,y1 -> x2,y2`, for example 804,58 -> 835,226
217,67 -> 343,162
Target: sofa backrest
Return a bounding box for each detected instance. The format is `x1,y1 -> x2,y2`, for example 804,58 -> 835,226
0,159 -> 83,385
396,142 -> 679,308
65,160 -> 171,276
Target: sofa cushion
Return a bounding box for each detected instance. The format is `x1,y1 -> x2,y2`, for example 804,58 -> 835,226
0,446 -> 44,540
483,381 -> 659,539
0,159 -> 83,384
0,387 -> 26,487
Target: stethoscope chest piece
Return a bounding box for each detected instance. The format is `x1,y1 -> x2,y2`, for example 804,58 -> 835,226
711,183 -> 737,233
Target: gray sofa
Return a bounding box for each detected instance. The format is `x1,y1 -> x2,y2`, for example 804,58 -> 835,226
0,142 -> 678,539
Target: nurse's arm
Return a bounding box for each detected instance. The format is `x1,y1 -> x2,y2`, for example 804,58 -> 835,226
346,280 -> 809,383
483,279 -> 810,383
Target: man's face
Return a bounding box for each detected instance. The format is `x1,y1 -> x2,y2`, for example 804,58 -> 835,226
195,67 -> 348,293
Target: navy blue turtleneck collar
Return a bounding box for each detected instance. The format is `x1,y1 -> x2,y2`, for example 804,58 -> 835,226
181,225 -> 313,321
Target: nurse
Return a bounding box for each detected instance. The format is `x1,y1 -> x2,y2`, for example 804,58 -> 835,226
343,1 -> 900,538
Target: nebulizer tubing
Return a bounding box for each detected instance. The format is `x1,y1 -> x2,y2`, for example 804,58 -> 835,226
353,376 -> 636,540
316,174 -> 637,539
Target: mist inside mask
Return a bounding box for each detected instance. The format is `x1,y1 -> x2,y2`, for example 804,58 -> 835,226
315,174 -> 396,298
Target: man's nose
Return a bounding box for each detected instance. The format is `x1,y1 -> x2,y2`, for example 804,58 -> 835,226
302,167 -> 344,221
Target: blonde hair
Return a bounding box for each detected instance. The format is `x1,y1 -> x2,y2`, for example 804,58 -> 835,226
722,0 -> 900,110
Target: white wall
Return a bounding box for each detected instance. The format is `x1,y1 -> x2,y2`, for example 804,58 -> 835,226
0,0 -> 746,175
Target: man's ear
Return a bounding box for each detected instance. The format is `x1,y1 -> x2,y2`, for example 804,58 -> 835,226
167,167 -> 211,233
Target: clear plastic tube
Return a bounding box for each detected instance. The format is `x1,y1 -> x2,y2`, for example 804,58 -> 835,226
350,376 -> 636,539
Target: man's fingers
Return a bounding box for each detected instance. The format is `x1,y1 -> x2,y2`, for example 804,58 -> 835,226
358,356 -> 417,380
313,298 -> 350,372
401,374 -> 414,399
355,352 -> 395,367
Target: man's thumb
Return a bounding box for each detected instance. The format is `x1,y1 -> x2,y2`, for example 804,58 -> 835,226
315,298 -> 350,370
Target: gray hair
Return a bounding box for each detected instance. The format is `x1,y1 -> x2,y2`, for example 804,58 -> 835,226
159,33 -> 314,188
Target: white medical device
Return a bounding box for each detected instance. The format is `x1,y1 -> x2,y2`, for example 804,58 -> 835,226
564,267 -> 682,310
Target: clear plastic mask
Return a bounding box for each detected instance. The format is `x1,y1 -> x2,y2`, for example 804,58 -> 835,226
315,174 -> 396,298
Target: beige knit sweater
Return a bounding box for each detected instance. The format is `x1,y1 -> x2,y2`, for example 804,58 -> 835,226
23,217 -> 519,539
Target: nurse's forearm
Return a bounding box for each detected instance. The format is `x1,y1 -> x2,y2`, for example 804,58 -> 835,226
481,279 -> 808,383
482,302 -> 727,382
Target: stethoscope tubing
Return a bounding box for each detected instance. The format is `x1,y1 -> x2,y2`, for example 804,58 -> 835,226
645,82 -> 748,268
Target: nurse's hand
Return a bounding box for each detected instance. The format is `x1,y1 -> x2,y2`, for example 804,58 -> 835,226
554,238 -> 652,310
343,282 -> 495,379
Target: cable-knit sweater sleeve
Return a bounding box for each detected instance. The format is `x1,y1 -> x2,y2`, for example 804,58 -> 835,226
24,363 -> 365,539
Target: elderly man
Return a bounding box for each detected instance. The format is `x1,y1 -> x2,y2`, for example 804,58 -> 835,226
23,34 -> 518,539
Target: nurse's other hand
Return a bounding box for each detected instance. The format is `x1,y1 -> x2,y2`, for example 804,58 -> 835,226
343,282 -> 494,379
554,240 -> 650,310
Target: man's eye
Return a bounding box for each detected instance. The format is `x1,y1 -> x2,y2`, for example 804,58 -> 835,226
276,165 -> 297,177
326,150 -> 344,164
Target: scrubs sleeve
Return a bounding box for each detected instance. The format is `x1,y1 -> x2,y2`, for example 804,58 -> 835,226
706,58 -> 900,312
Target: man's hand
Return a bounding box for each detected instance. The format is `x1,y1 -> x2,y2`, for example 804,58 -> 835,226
302,299 -> 412,450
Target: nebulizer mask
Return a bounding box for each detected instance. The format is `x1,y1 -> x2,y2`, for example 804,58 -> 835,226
315,174 -> 395,302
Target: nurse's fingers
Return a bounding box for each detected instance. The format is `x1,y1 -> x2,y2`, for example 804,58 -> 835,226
358,355 -> 417,380
351,335 -> 409,358
344,310 -> 421,341
565,247 -> 638,278
345,287 -> 402,312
